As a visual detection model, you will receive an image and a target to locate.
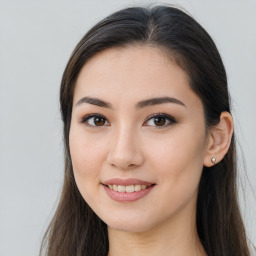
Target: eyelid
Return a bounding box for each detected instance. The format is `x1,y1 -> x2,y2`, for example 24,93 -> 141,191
80,113 -> 110,127
80,113 -> 176,128
143,113 -> 177,128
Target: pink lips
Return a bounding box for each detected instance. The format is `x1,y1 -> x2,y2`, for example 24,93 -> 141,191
103,178 -> 153,186
102,178 -> 155,202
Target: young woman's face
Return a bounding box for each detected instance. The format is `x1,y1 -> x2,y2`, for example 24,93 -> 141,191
69,46 -> 210,232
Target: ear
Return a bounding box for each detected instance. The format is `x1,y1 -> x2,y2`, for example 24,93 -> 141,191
204,111 -> 234,167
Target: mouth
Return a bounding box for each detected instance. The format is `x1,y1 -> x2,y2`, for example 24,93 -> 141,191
104,184 -> 153,193
101,179 -> 156,202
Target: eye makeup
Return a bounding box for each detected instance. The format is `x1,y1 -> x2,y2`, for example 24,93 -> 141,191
80,112 -> 177,129
143,113 -> 177,129
80,113 -> 110,127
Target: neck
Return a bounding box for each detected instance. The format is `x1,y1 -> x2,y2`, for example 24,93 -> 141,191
107,198 -> 206,256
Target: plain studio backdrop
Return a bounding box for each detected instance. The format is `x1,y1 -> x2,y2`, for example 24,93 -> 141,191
0,1 -> 255,255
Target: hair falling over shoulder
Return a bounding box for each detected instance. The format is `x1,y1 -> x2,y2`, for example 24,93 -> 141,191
40,4 -> 253,256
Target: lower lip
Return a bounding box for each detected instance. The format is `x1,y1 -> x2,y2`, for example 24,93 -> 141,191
103,185 -> 155,202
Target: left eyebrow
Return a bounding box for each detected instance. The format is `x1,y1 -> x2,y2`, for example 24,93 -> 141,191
136,97 -> 186,109
75,96 -> 113,109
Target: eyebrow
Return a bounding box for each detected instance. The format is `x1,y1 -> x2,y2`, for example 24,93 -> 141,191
75,96 -> 186,109
76,96 -> 113,109
136,96 -> 185,109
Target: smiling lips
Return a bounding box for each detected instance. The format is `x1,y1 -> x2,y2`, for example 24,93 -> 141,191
102,178 -> 155,202
108,184 -> 148,193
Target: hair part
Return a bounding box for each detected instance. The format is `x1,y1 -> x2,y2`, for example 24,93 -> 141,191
41,4 -> 251,256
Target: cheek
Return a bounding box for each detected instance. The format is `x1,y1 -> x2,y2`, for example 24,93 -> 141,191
149,140 -> 204,189
147,128 -> 205,173
69,126 -> 105,172
145,127 -> 206,204
69,126 -> 108,199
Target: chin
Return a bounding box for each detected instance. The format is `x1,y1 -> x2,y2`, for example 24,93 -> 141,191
108,223 -> 151,233
103,215 -> 156,233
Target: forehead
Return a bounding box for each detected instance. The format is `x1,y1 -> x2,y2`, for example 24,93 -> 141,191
74,45 -> 201,110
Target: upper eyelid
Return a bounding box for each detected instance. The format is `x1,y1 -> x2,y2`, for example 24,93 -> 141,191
81,113 -> 176,127
81,113 -> 174,121
144,113 -> 175,121
143,113 -> 176,127
80,113 -> 110,126
81,113 -> 107,121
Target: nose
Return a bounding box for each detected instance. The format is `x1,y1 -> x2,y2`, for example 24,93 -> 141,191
106,126 -> 144,170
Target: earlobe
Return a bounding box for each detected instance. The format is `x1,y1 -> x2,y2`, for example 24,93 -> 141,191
203,111 -> 234,167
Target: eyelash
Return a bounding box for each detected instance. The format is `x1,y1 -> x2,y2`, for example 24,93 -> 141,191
81,114 -> 110,128
144,113 -> 177,129
80,113 -> 177,129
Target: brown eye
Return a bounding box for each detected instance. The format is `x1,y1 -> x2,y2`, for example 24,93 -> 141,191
93,116 -> 105,126
144,113 -> 176,129
153,116 -> 166,126
81,114 -> 110,127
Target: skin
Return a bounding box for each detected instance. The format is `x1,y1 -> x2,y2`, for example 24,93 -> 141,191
69,45 -> 233,256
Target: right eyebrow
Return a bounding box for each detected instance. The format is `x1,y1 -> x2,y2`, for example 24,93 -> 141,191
136,96 -> 186,109
75,97 -> 113,109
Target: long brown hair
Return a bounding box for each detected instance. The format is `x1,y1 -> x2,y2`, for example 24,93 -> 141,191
40,5 -> 251,256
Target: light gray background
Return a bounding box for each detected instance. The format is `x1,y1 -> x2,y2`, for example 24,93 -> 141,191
0,0 -> 255,255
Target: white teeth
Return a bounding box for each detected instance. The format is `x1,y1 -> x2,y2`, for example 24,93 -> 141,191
125,185 -> 134,193
108,184 -> 149,193
117,185 -> 126,192
134,185 -> 142,192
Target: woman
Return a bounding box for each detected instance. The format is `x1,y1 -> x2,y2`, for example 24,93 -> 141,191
40,5 -> 252,256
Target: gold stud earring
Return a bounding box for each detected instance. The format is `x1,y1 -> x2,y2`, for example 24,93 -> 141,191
211,157 -> 216,165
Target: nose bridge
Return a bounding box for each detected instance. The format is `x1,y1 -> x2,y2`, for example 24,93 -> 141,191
107,123 -> 144,170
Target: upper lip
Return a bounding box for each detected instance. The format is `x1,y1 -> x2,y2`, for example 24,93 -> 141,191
102,178 -> 154,186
